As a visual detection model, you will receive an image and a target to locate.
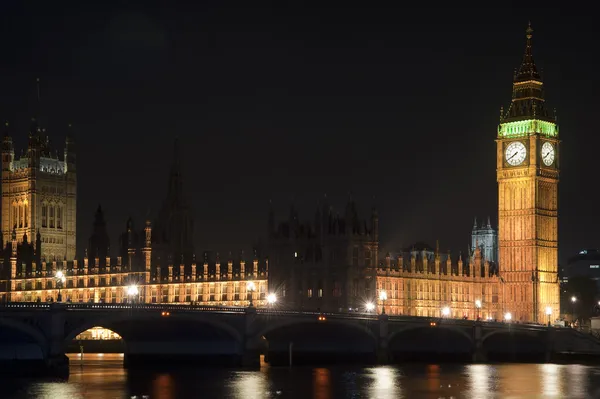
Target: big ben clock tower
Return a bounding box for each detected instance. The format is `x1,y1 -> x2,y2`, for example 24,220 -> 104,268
497,24 -> 559,323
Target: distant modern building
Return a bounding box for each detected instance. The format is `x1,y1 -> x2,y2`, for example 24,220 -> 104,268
565,249 -> 600,283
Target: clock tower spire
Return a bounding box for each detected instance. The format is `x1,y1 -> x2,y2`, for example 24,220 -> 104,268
497,24 -> 560,323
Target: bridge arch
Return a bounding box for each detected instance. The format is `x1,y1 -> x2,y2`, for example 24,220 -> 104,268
481,328 -> 539,343
0,317 -> 48,357
388,323 -> 474,361
256,317 -> 378,366
64,312 -> 244,345
388,324 -> 473,344
255,317 -> 378,343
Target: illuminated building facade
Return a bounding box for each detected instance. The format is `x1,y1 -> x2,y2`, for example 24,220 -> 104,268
375,243 -> 501,318
1,120 -> 77,262
0,137 -> 268,307
496,24 -> 560,322
268,202 -> 502,318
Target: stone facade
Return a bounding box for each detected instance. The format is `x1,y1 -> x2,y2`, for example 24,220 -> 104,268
1,120 -> 76,262
266,199 -> 379,313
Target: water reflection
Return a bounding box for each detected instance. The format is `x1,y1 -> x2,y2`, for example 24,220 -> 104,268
313,368 -> 331,399
153,373 -> 176,399
466,364 -> 491,398
3,356 -> 600,398
566,364 -> 588,398
231,371 -> 269,399
541,364 -> 562,397
366,366 -> 401,398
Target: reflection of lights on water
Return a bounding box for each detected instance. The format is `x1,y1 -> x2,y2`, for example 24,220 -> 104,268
367,366 -> 400,398
232,371 -> 268,399
466,364 -> 491,396
541,364 -> 562,396
567,364 -> 588,398
313,368 -> 331,399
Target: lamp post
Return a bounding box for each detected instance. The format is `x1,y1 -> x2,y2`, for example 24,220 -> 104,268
545,306 -> 552,326
55,271 -> 66,302
379,290 -> 387,315
127,285 -> 139,304
571,296 -> 577,325
504,312 -> 512,322
247,281 -> 256,307
365,302 -> 375,313
267,293 -> 277,307
475,299 -> 482,320
442,306 -> 450,318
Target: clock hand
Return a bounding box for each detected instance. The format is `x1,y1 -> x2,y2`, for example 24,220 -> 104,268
508,152 -> 519,160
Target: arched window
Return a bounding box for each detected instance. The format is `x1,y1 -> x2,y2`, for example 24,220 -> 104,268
56,206 -> 63,229
24,202 -> 28,228
12,204 -> 17,228
49,205 -> 55,228
41,204 -> 48,228
18,203 -> 23,228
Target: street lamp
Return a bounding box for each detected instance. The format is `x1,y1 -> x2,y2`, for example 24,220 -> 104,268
365,302 -> 375,312
379,290 -> 387,315
545,306 -> 552,326
55,271 -> 66,302
127,285 -> 139,304
504,312 -> 512,322
267,293 -> 277,306
475,299 -> 482,320
246,281 -> 256,307
571,296 -> 577,324
442,306 -> 450,318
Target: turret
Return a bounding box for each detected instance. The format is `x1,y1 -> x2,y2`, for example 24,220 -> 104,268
142,220 -> 152,273
64,124 -> 76,173
371,206 -> 379,242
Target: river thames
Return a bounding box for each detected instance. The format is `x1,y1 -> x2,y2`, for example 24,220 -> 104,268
2,354 -> 600,398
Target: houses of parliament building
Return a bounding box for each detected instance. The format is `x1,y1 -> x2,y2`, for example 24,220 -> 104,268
0,25 -> 560,323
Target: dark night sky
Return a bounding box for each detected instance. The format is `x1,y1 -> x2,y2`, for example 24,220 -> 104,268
0,2 -> 596,265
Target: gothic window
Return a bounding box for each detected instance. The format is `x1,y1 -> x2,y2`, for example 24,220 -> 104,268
24,203 -> 28,227
12,204 -> 17,228
332,281 -> 341,297
365,248 -> 371,267
49,205 -> 55,228
307,288 -> 313,298
56,206 -> 63,229
42,204 -> 48,227
18,204 -> 23,227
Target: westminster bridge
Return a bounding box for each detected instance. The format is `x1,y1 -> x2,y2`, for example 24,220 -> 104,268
1,303 -> 600,374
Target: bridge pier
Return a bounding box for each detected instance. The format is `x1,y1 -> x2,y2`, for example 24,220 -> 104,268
242,306 -> 260,367
377,314 -> 389,364
472,322 -> 486,363
46,303 -> 69,376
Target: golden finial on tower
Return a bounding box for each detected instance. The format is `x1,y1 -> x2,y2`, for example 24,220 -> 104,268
526,21 -> 533,39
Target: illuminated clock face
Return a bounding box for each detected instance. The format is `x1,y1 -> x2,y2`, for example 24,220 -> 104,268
541,142 -> 555,166
505,141 -> 527,166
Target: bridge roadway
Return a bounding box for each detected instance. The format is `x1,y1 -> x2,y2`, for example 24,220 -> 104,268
0,302 -> 599,374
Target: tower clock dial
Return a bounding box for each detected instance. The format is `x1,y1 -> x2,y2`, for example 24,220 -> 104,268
505,141 -> 527,166
541,142 -> 555,166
